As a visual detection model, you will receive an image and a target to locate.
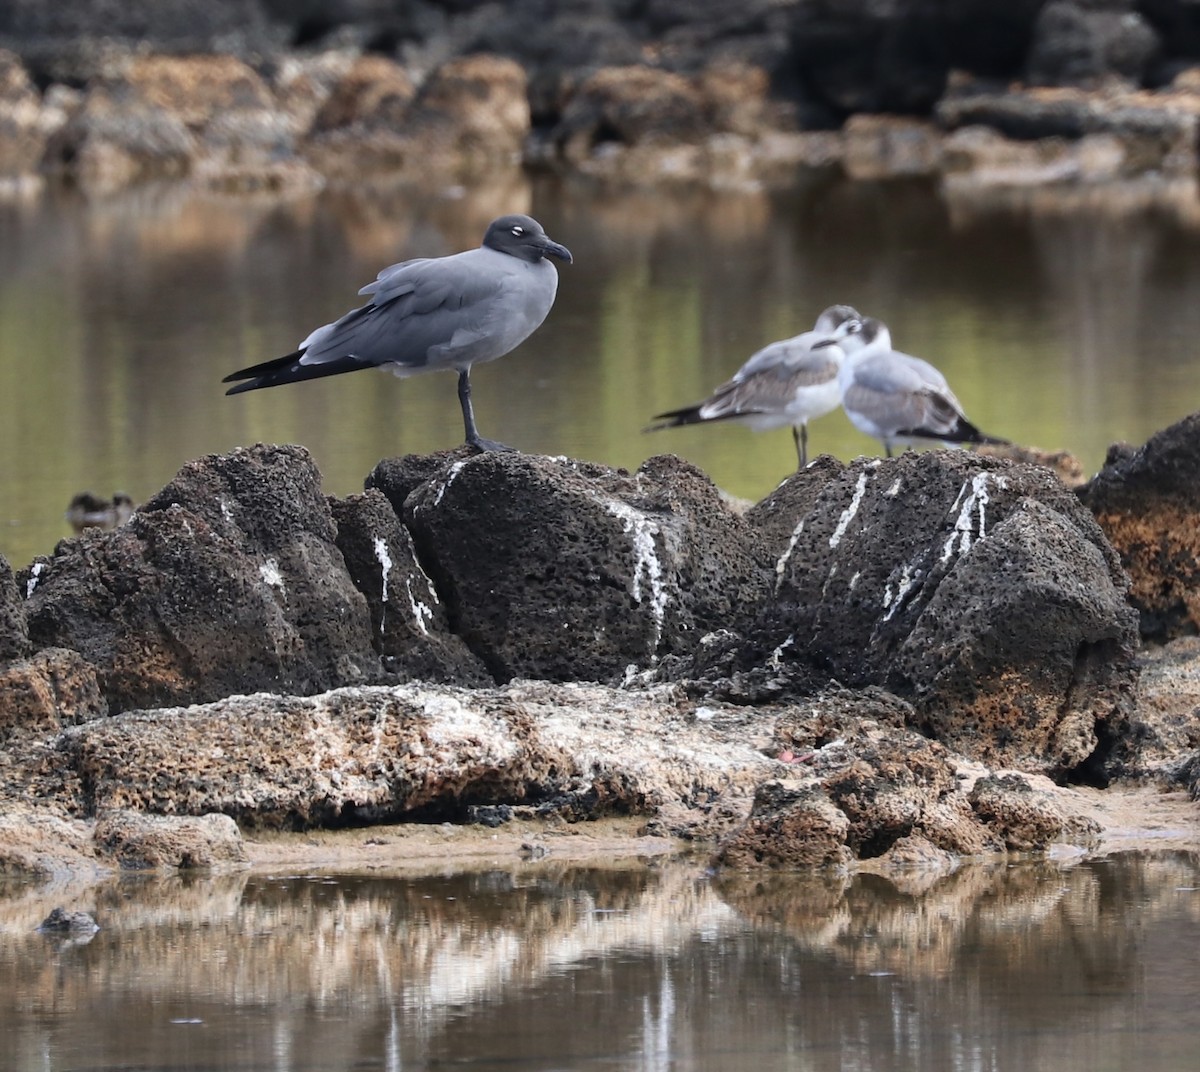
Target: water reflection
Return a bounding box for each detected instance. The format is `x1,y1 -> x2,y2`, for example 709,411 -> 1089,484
2,174 -> 1200,568
0,853 -> 1197,1070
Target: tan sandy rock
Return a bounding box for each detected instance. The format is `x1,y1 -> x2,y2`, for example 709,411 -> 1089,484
93,810 -> 248,870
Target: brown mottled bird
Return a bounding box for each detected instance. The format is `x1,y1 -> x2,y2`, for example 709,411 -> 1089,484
646,304 -> 863,468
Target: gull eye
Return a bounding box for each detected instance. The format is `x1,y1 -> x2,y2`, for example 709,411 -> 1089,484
511,225 -> 525,237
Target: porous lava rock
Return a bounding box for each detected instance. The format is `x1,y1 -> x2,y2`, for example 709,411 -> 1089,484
329,489 -> 490,685
93,809 -> 248,870
0,808 -> 96,877
556,65 -> 711,162
773,688 -> 1000,858
308,53 -> 415,136
1182,751 -> 1200,801
786,1 -> 954,118
715,781 -> 852,869
20,444 -> 380,714
968,773 -> 1101,851
0,552 -> 29,663
728,451 -> 1139,779
819,733 -> 992,859
364,448 -> 474,515
1077,412 -> 1200,641
403,54 -> 530,162
1132,636 -> 1200,775
0,672 -> 1173,875
403,451 -> 773,683
0,0 -> 283,85
936,84 -> 1199,179
0,647 -> 106,741
61,685 -> 582,828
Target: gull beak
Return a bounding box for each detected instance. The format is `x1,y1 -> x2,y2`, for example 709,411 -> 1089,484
539,237 -> 573,264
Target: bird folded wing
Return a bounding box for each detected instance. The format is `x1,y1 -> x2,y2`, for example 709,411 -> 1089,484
915,388 -> 966,435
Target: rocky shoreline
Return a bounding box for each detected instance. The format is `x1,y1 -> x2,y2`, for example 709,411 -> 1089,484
1,413 -> 1197,881
5,2 -> 1200,194
1,1 -> 1198,883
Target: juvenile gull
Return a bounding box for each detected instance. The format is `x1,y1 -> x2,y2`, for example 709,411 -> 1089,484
837,317 -> 1007,457
646,305 -> 863,468
223,214 -> 572,452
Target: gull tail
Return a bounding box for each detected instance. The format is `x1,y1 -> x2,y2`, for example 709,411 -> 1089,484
951,416 -> 1011,448
223,350 -> 371,395
644,400 -> 760,433
644,404 -> 706,433
901,417 -> 1011,449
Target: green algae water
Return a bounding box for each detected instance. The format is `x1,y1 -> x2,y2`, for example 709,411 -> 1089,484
0,853 -> 1198,1071
2,174 -> 1199,570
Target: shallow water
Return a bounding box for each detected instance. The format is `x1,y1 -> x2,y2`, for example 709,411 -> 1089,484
2,173 -> 1200,569
0,852 -> 1197,1071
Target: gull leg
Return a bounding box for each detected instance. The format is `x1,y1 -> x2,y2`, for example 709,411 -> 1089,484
458,369 -> 512,453
792,425 -> 809,469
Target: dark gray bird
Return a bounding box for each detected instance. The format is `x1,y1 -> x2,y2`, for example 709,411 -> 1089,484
66,491 -> 135,533
223,214 -> 572,452
646,305 -> 862,468
837,317 -> 1007,457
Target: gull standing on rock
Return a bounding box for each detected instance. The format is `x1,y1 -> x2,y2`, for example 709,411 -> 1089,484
645,304 -> 863,468
223,214 -> 573,452
837,317 -> 1007,457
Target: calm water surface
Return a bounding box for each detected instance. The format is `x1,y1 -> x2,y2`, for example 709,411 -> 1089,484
2,173 -> 1200,569
0,852 -> 1197,1071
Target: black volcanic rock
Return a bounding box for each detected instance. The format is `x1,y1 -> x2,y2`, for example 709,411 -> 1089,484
1026,1 -> 1160,87
702,452 -> 1140,779
364,449 -> 474,516
0,0 -> 285,83
0,553 -> 29,663
330,489 -> 490,686
20,444 -> 381,713
2,436 -> 1162,788
403,451 -> 773,683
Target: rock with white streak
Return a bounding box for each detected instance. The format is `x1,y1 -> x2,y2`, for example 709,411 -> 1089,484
402,452 -> 773,684
19,444 -> 382,714
330,489 -> 490,686
692,452 -> 1141,780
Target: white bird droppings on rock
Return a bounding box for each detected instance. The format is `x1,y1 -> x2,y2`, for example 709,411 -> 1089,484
432,459 -> 469,508
405,576 -> 434,636
25,561 -> 44,598
774,519 -> 804,593
941,472 -> 1005,564
830,471 -> 870,549
605,499 -> 668,653
767,634 -> 795,670
259,558 -> 284,589
882,562 -> 917,622
373,536 -> 393,604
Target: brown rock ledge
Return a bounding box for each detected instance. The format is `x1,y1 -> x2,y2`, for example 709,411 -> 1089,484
0,676 -> 1195,883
